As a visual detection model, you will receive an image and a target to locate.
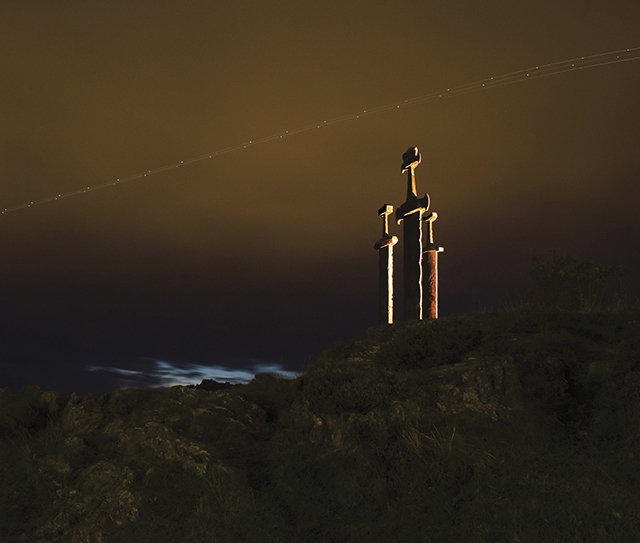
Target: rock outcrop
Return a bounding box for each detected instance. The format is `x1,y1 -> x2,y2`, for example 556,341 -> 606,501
2,311 -> 640,542
1,385 -> 269,542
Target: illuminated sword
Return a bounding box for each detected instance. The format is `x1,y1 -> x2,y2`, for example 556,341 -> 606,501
422,211 -> 444,318
374,204 -> 399,325
396,147 -> 430,320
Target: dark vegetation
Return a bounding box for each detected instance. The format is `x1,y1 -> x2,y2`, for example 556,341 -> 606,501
1,255 -> 640,542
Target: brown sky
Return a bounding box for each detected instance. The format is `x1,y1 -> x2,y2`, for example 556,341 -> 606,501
1,0 -> 639,392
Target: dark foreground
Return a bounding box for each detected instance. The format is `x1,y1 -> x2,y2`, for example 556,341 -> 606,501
2,310 -> 640,542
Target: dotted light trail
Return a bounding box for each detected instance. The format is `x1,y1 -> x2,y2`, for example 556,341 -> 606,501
2,47 -> 639,216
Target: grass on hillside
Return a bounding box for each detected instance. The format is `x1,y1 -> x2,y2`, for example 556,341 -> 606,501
3,306 -> 640,542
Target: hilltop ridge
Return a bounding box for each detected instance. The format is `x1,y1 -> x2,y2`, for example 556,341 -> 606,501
2,309 -> 640,542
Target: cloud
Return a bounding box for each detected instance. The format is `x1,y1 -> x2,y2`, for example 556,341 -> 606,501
86,366 -> 144,377
86,359 -> 299,389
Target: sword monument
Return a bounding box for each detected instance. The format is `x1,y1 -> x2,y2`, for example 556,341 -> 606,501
395,147 -> 444,320
374,204 -> 399,324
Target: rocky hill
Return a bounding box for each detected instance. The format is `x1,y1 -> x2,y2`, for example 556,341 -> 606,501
2,309 -> 640,542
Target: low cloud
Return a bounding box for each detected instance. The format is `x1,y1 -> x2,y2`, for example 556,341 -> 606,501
87,359 -> 299,389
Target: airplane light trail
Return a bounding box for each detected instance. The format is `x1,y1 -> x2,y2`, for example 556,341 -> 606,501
2,47 -> 638,217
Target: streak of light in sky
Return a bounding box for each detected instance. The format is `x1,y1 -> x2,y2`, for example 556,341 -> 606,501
3,47 -> 638,216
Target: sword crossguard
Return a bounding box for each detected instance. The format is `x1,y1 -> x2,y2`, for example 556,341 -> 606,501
374,234 -> 398,251
396,194 -> 430,224
375,204 -> 398,250
422,211 -> 438,222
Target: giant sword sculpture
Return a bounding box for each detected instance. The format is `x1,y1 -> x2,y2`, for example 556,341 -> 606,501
396,147 -> 443,320
374,204 -> 399,324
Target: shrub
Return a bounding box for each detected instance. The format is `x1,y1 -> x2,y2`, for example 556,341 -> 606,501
0,385 -> 65,438
526,253 -> 631,313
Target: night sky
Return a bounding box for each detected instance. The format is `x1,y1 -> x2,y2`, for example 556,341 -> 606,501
2,1 -> 639,394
